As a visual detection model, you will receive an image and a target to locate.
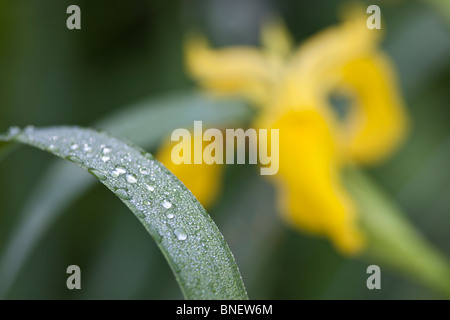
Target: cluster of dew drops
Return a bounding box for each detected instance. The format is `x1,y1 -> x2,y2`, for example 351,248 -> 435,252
8,125 -> 189,243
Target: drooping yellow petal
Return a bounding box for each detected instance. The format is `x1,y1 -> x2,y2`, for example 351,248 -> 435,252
270,8 -> 380,114
185,34 -> 274,105
261,16 -> 294,60
268,109 -> 365,254
268,9 -> 407,165
335,53 -> 409,164
156,131 -> 224,209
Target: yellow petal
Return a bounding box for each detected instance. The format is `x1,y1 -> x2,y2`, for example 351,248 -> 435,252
335,53 -> 409,164
293,11 -> 379,86
260,16 -> 294,60
268,109 -> 365,254
270,7 -> 380,114
155,131 -> 223,209
185,34 -> 274,105
269,8 -> 407,165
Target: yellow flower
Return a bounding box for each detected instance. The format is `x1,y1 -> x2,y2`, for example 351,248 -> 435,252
157,9 -> 408,254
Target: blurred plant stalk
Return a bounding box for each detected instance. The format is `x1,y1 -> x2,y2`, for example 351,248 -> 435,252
425,0 -> 450,23
346,169 -> 450,296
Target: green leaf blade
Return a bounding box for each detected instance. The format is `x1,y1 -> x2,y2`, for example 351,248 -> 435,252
1,126 -> 248,300
0,91 -> 251,298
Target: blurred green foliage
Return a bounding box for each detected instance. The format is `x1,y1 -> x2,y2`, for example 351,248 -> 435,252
0,0 -> 449,299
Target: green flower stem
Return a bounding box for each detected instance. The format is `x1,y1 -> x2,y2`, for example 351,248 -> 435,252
346,169 -> 450,296
424,0 -> 450,23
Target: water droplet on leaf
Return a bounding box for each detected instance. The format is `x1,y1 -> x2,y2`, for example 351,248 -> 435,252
166,212 -> 175,219
7,126 -> 20,138
88,168 -> 107,181
174,228 -> 188,241
115,188 -> 131,200
83,144 -> 92,152
48,144 -> 59,152
150,227 -> 162,243
162,200 -> 172,209
111,166 -> 126,177
24,125 -> 35,135
102,147 -> 112,154
126,174 -> 137,184
135,210 -> 146,219
66,155 -> 83,164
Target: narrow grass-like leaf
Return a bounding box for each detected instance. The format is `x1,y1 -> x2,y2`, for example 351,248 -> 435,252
0,126 -> 248,300
97,91 -> 252,146
346,169 -> 450,296
0,91 -> 250,297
